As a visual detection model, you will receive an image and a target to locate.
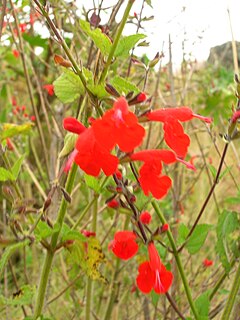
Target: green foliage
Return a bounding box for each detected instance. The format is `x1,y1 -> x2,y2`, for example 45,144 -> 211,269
110,76 -> 140,95
84,174 -> 101,193
61,223 -> 86,242
0,167 -> 15,181
115,34 -> 146,58
80,20 -> 112,56
82,67 -> 109,98
216,210 -> 239,272
0,240 -> 30,278
34,221 -> 60,241
0,285 -> 35,307
194,290 -> 211,320
11,155 -> 25,179
186,224 -> 213,254
53,69 -> 85,103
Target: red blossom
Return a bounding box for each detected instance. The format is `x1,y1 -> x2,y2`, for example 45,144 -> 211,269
136,242 -> 173,294
12,49 -> 20,58
161,224 -> 169,232
6,138 -> 14,151
92,97 -> 145,152
115,169 -> 122,180
75,127 -> 118,177
63,117 -> 86,135
231,110 -> 240,123
81,230 -> 96,237
11,97 -> 17,106
30,115 -> 36,122
107,199 -> 119,208
19,23 -> 27,33
139,211 -> 152,224
64,149 -> 78,173
203,259 -> 214,267
43,84 -> 54,96
111,231 -> 139,260
147,107 -> 212,157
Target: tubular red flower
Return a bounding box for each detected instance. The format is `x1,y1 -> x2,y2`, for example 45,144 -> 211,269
107,199 -> 119,208
203,259 -> 214,267
139,211 -> 152,224
147,107 -> 212,123
92,97 -> 145,152
111,231 -> 139,260
75,127 -> 118,177
131,149 -> 177,164
63,117 -> 86,135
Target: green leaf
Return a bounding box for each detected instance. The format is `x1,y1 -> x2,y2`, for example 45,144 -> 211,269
1,122 -> 34,140
224,197 -> 240,204
0,167 -> 15,181
151,290 -> 160,307
145,0 -> 153,7
178,223 -> 189,245
110,76 -> 140,95
22,33 -> 48,48
208,164 -> 217,179
34,221 -> 60,241
87,84 -> 109,99
80,20 -> 111,56
84,174 -> 101,193
53,69 -> 85,103
59,133 -> 78,158
194,290 -> 211,319
61,224 -> 85,242
186,224 -> 212,254
11,154 -> 25,180
0,240 -> 30,278
115,34 -> 146,58
0,285 -> 35,307
216,210 -> 239,272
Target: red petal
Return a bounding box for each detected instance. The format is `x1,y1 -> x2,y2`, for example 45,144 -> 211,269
148,242 -> 161,271
147,107 -> 193,122
63,117 -> 86,134
154,267 -> 173,294
163,120 -> 190,158
112,231 -> 139,260
136,261 -> 155,293
131,149 -> 176,164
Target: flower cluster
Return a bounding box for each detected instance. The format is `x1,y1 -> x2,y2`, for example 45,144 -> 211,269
63,96 -> 211,199
109,231 -> 173,295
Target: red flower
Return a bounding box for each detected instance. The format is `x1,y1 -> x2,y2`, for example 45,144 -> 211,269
11,97 -> 17,106
63,117 -> 86,135
43,84 -> 54,96
12,49 -> 20,58
75,127 -> 118,177
147,107 -> 212,158
231,110 -> 240,123
19,23 -> 27,33
6,138 -> 14,151
81,230 -> 96,237
107,199 -> 119,208
147,107 -> 212,123
64,149 -> 78,173
203,259 -> 214,267
111,231 -> 138,260
136,242 -> 173,294
30,115 -> 36,122
92,97 -> 145,152
161,224 -> 169,232
139,211 -> 152,224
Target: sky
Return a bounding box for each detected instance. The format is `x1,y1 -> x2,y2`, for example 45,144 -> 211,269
77,0 -> 240,67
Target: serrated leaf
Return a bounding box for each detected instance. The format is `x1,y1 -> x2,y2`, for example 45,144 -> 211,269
59,133 -> 78,158
186,224 -> 212,254
34,221 -> 60,241
115,34 -> 146,58
61,224 -> 85,242
67,238 -> 106,282
87,84 -> 109,99
11,154 -> 25,180
1,122 -> 34,140
0,167 -> 15,181
194,290 -> 211,319
0,285 -> 35,307
84,174 -> 101,193
0,240 -> 30,278
110,76 -> 140,95
80,20 -> 111,56
216,210 -> 239,272
53,69 -> 85,103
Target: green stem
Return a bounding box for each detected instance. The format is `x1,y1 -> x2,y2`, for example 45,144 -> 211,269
85,196 -> 98,320
209,258 -> 236,301
33,163 -> 78,319
99,0 -> 135,83
151,200 -> 199,320
220,262 -> 240,320
103,216 -> 130,320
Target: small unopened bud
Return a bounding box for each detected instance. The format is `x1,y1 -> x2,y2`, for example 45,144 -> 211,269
149,52 -> 161,68
105,84 -> 120,97
60,187 -> 71,203
128,92 -> 147,105
107,199 -> 119,208
54,54 -> 72,68
43,197 -> 51,212
161,224 -> 169,232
